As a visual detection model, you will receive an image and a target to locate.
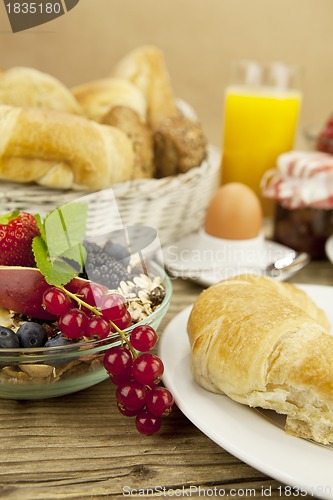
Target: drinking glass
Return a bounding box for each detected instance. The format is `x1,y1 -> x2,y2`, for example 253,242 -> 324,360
221,60 -> 302,216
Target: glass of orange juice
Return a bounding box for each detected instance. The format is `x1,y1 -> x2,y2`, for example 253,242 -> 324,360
221,61 -> 302,217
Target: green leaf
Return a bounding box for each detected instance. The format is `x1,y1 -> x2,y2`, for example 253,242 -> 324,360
0,210 -> 20,225
32,236 -> 78,287
44,203 -> 88,260
59,243 -> 87,274
34,213 -> 46,241
31,202 -> 88,287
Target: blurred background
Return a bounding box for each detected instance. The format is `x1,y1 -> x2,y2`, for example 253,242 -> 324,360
0,0 -> 332,147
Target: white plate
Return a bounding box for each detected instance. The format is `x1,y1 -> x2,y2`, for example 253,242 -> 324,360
159,284 -> 333,499
162,231 -> 301,286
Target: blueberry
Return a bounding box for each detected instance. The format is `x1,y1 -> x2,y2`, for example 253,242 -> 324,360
44,334 -> 76,367
0,326 -> 20,349
44,334 -> 74,348
16,322 -> 48,348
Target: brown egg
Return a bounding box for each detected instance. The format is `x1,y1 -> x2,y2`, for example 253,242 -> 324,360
204,182 -> 263,240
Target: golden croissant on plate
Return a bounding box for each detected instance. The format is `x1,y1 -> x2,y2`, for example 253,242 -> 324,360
187,274 -> 333,444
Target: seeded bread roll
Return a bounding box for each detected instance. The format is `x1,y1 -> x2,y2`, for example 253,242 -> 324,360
187,274 -> 333,444
0,67 -> 82,114
72,77 -> 147,123
0,105 -> 134,190
154,115 -> 207,176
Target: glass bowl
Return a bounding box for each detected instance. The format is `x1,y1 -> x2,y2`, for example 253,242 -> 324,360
0,264 -> 172,400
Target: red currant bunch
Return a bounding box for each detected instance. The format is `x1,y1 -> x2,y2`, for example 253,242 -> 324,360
42,283 -> 174,435
103,324 -> 174,435
42,285 -> 129,341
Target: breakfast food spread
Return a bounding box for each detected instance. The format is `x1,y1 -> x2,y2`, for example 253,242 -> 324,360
187,274 -> 333,444
0,45 -> 207,190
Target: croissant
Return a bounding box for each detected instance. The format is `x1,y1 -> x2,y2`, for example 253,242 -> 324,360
187,274 -> 333,444
0,105 -> 134,190
0,66 -> 82,114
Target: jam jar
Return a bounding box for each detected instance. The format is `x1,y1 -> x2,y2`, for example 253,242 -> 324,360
261,150 -> 333,259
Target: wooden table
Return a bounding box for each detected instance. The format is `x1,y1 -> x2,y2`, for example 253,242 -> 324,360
1,260 -> 333,500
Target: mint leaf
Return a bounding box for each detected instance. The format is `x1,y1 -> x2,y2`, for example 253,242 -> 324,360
34,213 -> 46,241
44,203 -> 88,259
59,242 -> 87,273
32,202 -> 88,287
32,236 -> 78,287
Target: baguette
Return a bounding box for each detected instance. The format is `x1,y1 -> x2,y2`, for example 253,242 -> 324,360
0,105 -> 134,190
187,274 -> 333,444
0,67 -> 82,114
112,45 -> 179,128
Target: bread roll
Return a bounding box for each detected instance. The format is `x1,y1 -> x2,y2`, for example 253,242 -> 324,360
187,274 -> 333,444
154,115 -> 207,176
0,67 -> 82,114
72,77 -> 147,122
112,45 -> 179,128
0,105 -> 134,190
102,106 -> 155,179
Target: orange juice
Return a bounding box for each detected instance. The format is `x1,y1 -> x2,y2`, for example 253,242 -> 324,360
221,86 -> 302,216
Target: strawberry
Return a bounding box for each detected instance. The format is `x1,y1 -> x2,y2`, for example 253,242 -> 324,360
0,211 -> 40,267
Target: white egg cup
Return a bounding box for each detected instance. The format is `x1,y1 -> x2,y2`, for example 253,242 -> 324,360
163,225 -> 299,285
162,227 -> 266,275
194,228 -> 266,269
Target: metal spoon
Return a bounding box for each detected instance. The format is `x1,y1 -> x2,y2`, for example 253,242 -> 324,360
166,251 -> 310,280
264,251 -> 310,278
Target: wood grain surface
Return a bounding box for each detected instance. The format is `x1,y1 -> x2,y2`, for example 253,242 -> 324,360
1,261 -> 333,500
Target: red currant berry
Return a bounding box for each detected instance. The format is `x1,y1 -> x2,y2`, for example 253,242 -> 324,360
108,369 -> 134,386
116,380 -> 147,412
77,282 -> 107,309
117,401 -> 138,417
132,353 -> 164,386
135,409 -> 162,435
86,316 -> 111,340
130,325 -> 158,352
100,294 -> 127,322
58,308 -> 88,339
110,310 -> 132,332
42,287 -> 72,316
146,386 -> 174,416
103,346 -> 132,378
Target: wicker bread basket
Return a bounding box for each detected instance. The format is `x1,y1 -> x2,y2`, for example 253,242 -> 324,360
0,144 -> 220,245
